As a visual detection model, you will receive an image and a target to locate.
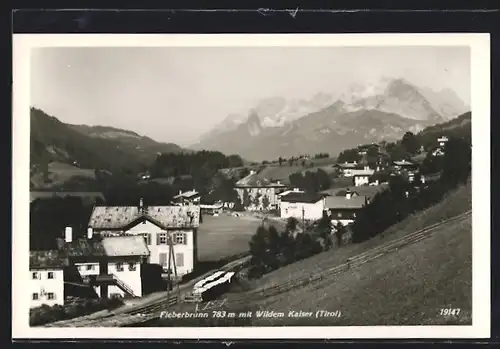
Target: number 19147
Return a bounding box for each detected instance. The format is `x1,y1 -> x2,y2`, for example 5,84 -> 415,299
440,308 -> 461,316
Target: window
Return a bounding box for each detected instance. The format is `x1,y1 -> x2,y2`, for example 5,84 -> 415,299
159,253 -> 168,266
86,264 -> 94,271
116,263 -> 124,272
174,232 -> 186,245
175,253 -> 184,267
32,293 -> 39,300
128,263 -> 136,271
47,272 -> 54,279
337,212 -> 343,218
47,293 -> 55,300
32,272 -> 39,280
157,233 -> 168,245
141,233 -> 151,245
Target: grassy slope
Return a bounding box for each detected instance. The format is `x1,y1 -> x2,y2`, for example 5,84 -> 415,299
252,216 -> 471,326
222,181 -> 471,324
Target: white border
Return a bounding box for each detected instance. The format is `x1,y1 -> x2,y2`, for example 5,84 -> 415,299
12,33 -> 491,339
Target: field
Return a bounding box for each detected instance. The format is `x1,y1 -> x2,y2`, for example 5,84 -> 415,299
197,214 -> 263,262
31,161 -> 96,189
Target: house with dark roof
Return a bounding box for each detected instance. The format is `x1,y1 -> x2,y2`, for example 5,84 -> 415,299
57,227 -> 151,299
87,199 -> 200,279
279,191 -> 327,221
29,250 -> 68,308
324,191 -> 368,227
235,170 -> 287,210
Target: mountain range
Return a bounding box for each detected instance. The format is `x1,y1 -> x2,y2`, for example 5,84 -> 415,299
190,77 -> 469,161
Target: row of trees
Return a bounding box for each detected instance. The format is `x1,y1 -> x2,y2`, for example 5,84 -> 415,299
288,169 -> 331,193
247,215 -> 348,279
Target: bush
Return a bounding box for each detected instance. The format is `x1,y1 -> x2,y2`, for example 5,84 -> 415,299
29,297 -> 124,327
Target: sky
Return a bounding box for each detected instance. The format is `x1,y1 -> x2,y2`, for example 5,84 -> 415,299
31,46 -> 470,146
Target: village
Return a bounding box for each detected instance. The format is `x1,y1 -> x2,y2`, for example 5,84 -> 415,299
29,134 -> 453,320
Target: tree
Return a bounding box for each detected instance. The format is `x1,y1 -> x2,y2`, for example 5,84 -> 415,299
440,137 -> 471,188
278,157 -> 283,167
315,211 -> 332,239
278,230 -> 296,265
316,169 -> 331,191
401,131 -> 420,155
337,148 -> 361,163
366,146 -> 379,159
242,189 -> 252,208
286,217 -> 299,232
262,195 -> 270,210
334,223 -> 346,246
253,193 -> 262,208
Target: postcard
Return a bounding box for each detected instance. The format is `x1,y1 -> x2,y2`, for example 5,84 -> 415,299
12,33 -> 490,339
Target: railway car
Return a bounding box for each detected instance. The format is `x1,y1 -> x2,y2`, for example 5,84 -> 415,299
193,271 -> 235,302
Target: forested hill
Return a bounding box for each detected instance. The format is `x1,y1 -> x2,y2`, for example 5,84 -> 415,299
30,107 -> 184,175
417,111 -> 471,145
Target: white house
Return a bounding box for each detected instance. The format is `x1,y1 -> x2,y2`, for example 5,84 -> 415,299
88,200 -> 200,279
438,136 -> 449,147
235,170 -> 287,210
29,250 -> 67,308
352,168 -> 375,186
59,227 -> 150,298
324,192 -> 367,227
279,191 -> 326,221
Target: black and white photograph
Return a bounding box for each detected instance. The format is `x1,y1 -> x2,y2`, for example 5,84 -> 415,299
12,34 -> 490,339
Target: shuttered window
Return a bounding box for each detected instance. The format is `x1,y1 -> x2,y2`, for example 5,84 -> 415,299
159,253 -> 168,266
157,233 -> 168,245
175,253 -> 184,267
174,232 -> 187,245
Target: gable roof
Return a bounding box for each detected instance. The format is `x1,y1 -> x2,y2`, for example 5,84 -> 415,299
101,236 -> 150,257
58,238 -> 107,258
393,160 -> 416,166
278,189 -> 304,197
30,250 -> 68,269
280,192 -> 325,204
173,190 -> 200,199
352,169 -> 375,176
88,205 -> 200,230
58,236 -> 149,259
235,172 -> 285,188
325,196 -> 367,210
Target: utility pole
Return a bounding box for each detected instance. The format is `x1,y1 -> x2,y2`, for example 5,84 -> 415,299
165,232 -> 179,304
302,206 -> 305,231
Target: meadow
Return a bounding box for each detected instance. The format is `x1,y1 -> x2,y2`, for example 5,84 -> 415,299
197,214 -> 263,262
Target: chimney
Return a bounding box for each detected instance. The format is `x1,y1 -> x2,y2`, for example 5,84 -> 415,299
345,188 -> 352,200
65,227 -> 72,243
179,190 -> 182,196
87,227 -> 93,239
